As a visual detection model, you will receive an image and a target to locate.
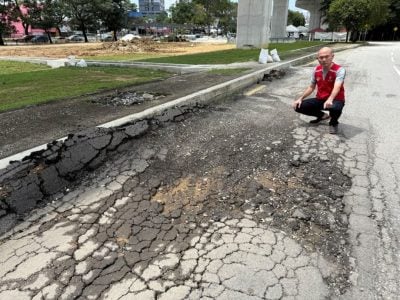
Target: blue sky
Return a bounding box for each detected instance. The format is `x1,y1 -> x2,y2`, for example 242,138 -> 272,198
132,0 -> 303,11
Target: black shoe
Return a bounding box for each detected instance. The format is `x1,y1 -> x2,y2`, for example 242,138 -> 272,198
309,113 -> 330,124
329,125 -> 338,134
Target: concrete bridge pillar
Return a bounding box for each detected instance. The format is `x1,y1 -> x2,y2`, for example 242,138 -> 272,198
295,0 -> 324,30
270,0 -> 289,39
235,0 -> 324,48
236,0 -> 273,48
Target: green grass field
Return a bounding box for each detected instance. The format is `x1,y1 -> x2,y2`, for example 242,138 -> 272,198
0,41 -> 331,112
139,41 -> 329,64
0,62 -> 170,112
85,41 -> 329,64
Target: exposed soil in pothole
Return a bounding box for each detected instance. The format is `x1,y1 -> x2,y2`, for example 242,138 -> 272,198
90,91 -> 167,107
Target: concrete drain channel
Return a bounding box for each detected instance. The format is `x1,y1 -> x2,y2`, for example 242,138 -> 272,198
91,91 -> 167,107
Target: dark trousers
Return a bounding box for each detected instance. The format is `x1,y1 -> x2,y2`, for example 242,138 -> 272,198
295,98 -> 345,126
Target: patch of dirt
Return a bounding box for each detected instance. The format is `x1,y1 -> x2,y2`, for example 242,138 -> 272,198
0,40 -> 235,58
91,91 -> 167,107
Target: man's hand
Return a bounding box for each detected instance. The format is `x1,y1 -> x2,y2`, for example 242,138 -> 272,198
323,99 -> 333,109
292,98 -> 302,109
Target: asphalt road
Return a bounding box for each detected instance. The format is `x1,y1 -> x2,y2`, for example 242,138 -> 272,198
1,43 -> 399,299
337,42 -> 400,299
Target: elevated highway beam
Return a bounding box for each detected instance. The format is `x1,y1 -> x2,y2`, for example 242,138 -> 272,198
236,0 -> 324,49
295,0 -> 324,30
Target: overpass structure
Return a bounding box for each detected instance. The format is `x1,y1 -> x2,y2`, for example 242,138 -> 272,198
295,0 -> 324,33
236,0 -> 323,48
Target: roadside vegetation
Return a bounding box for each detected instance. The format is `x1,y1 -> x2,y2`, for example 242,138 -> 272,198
0,63 -> 169,112
0,61 -> 51,75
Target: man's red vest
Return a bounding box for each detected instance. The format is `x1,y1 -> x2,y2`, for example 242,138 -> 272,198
315,63 -> 345,101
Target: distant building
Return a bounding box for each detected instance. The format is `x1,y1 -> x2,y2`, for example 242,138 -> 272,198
139,0 -> 165,17
128,11 -> 144,18
10,5 -> 59,38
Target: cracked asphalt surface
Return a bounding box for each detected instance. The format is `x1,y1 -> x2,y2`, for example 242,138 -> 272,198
1,43 -> 399,300
0,67 -> 354,299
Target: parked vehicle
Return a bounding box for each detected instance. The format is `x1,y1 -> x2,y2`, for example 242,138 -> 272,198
14,35 -> 35,43
53,36 -> 66,43
31,35 -> 49,43
66,35 -> 84,42
99,33 -> 113,42
86,34 -> 97,42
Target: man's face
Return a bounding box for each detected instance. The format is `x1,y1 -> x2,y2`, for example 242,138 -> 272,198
317,50 -> 334,68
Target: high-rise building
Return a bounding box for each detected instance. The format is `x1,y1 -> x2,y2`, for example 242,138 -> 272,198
139,0 -> 165,16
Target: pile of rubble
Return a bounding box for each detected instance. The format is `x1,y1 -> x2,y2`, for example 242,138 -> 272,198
101,39 -> 170,53
91,91 -> 166,106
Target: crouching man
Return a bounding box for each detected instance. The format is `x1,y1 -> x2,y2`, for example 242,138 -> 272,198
292,47 -> 346,134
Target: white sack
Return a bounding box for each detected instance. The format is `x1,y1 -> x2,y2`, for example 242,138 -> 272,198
270,48 -> 281,62
76,59 -> 87,68
258,48 -> 268,64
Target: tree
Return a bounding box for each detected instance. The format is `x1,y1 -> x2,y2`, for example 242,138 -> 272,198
217,1 -> 237,34
367,0 -> 390,28
320,0 -> 333,19
193,0 -> 232,34
368,0 -> 400,40
127,2 -> 136,12
191,3 -> 207,27
169,1 -> 194,25
192,0 -> 212,33
328,0 -> 389,42
0,1 -> 16,45
97,0 -> 131,41
61,0 -> 99,42
388,0 -> 400,23
287,10 -> 305,27
155,10 -> 169,24
30,0 -> 65,44
11,0 -> 37,36
169,0 -> 234,34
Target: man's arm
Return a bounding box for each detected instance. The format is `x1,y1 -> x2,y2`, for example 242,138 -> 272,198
292,83 -> 316,109
323,67 -> 345,109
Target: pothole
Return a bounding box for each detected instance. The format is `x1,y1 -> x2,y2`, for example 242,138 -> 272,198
91,91 -> 167,106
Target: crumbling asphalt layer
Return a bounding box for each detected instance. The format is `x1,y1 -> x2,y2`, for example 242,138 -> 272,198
0,104 -> 203,233
0,70 -> 353,299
